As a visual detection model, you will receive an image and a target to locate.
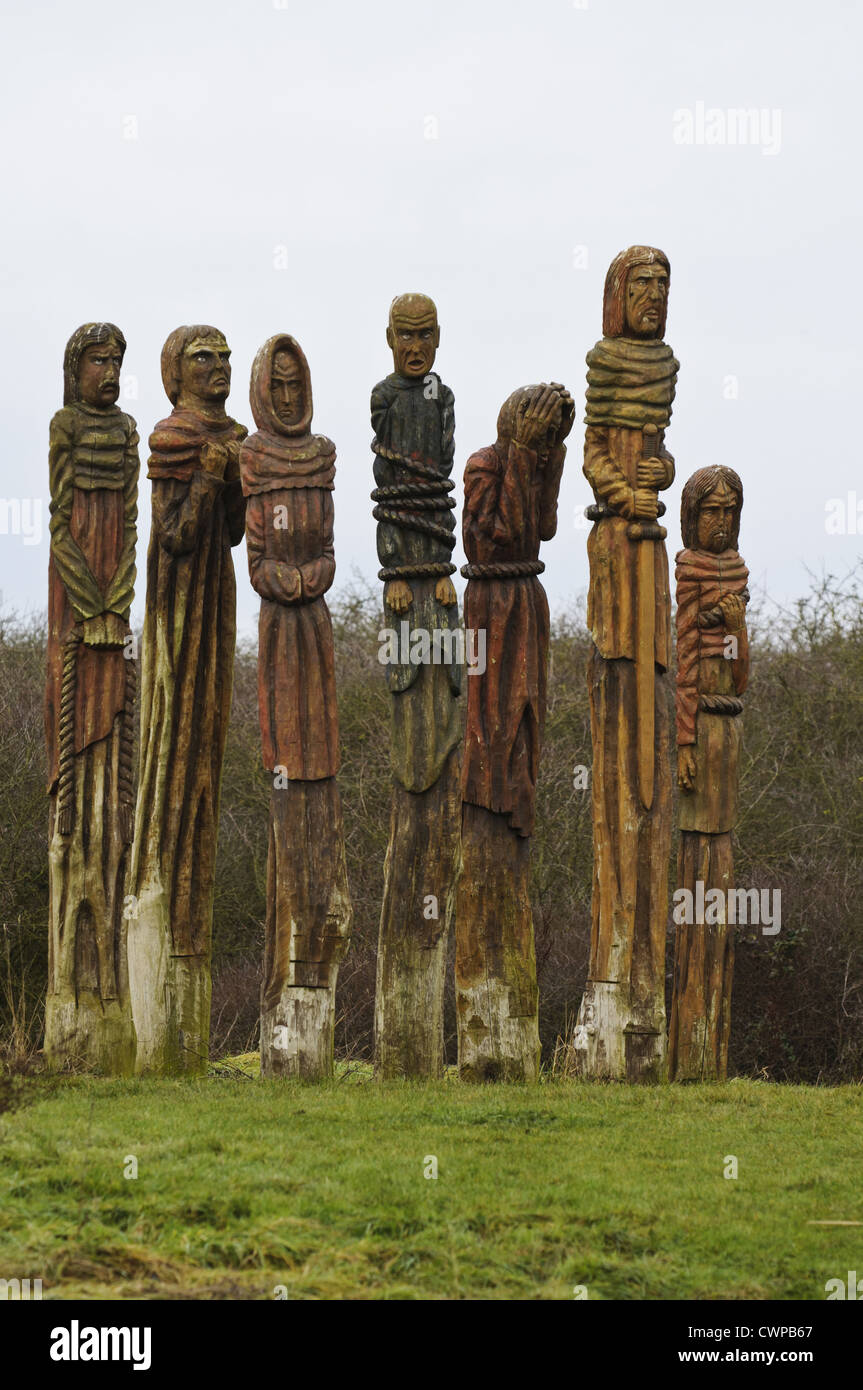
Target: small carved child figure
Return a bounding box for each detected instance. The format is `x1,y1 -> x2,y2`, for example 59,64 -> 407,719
669,465 -> 749,1081
241,334 -> 352,1079
45,323 -> 139,1073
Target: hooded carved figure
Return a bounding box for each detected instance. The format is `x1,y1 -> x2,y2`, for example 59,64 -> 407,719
240,334 -> 340,779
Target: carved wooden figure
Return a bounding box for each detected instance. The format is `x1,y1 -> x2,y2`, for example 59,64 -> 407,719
371,293 -> 462,1078
456,382 -> 573,1081
45,323 -> 139,1073
241,335 -> 352,1078
669,467 -> 749,1081
574,247 -> 679,1082
128,326 -> 247,1075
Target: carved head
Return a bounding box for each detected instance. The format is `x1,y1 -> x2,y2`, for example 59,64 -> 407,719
602,246 -> 670,339
249,334 -> 313,437
681,466 -> 743,553
386,293 -> 440,379
63,322 -> 126,408
161,325 -> 231,408
496,383 -> 571,463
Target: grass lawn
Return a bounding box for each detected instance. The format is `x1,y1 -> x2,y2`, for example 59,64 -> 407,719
0,1066 -> 860,1300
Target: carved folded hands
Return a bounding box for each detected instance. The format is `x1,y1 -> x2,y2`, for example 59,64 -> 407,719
201,439 -> 242,482
82,612 -> 128,648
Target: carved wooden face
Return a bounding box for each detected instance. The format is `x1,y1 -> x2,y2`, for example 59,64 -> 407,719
270,349 -> 305,427
386,311 -> 439,379
624,263 -> 668,337
179,335 -> 231,405
77,340 -> 123,408
696,480 -> 737,553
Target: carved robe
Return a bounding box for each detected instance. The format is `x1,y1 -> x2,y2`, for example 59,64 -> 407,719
577,332 -> 678,1075
371,372 -> 462,790
461,436 -> 565,837
129,406 -> 246,1070
675,547 -> 750,833
45,401 -> 138,1070
241,335 -> 350,1045
670,545 -> 750,1082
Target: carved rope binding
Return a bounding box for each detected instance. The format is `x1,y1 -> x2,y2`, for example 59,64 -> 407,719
460,560 -> 546,579
119,650 -> 136,844
371,447 -> 457,581
698,693 -> 743,716
56,626 -> 82,837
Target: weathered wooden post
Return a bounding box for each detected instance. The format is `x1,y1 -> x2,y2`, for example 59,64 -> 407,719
128,326 -> 247,1075
456,382 -> 574,1081
371,293 -> 463,1078
240,334 -> 352,1079
669,467 -> 749,1081
574,247 -> 679,1082
45,323 -> 139,1073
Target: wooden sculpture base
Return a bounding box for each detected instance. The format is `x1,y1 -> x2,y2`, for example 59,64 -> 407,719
668,830 -> 735,1081
128,908 -> 211,1077
374,748 -> 459,1079
260,778 -> 351,1080
44,734 -> 135,1076
574,651 -> 671,1082
455,804 -> 540,1083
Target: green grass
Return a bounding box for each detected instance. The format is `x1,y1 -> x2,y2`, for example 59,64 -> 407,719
0,1072 -> 860,1300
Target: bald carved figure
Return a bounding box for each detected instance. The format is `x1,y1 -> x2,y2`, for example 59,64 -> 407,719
370,292 -> 463,1078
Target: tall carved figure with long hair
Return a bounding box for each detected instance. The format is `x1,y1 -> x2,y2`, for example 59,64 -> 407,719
129,326 -> 247,1075
669,467 -> 749,1080
241,335 -> 352,1078
45,322 -> 139,1073
574,247 -> 679,1082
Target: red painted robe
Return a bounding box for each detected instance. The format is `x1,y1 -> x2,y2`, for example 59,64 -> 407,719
461,436 -> 565,837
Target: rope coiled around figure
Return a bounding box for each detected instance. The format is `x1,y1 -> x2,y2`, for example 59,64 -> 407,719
461,560 -> 545,579
371,445 -> 456,582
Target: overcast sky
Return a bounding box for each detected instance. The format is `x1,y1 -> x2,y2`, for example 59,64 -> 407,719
1,0 -> 860,638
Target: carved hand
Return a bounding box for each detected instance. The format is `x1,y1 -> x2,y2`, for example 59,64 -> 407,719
515,384 -> 563,451
82,615 -> 108,647
102,612 -> 128,647
224,439 -> 242,483
385,578 -> 413,614
201,441 -> 228,480
630,487 -> 660,520
435,576 -> 457,607
719,593 -> 746,632
548,383 -> 575,440
678,745 -> 697,793
636,458 -> 667,489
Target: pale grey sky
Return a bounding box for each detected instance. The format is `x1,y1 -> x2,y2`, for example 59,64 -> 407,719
1,0 -> 860,636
